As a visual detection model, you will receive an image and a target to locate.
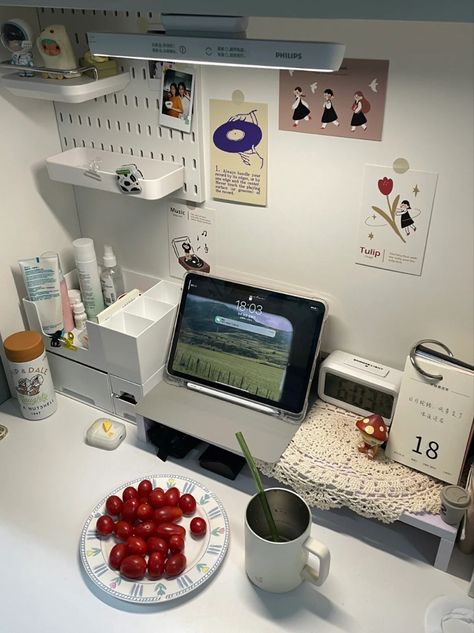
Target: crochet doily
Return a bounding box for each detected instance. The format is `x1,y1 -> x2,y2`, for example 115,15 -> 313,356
258,400 -> 444,524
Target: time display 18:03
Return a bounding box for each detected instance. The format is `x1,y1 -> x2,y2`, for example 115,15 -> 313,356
235,300 -> 263,315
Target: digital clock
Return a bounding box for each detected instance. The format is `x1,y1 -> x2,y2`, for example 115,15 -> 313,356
317,350 -> 403,424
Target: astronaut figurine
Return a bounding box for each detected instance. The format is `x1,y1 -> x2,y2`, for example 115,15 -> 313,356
0,19 -> 34,76
36,24 -> 80,79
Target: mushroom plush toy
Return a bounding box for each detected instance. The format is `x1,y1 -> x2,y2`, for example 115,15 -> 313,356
356,414 -> 389,460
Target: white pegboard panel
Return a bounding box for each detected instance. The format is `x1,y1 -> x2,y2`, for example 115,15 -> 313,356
38,8 -> 205,202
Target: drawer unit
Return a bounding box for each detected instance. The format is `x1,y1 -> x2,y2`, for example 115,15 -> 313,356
47,351 -> 113,413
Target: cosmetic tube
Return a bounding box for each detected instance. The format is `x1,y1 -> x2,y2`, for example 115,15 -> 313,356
42,251 -> 74,332
19,255 -> 63,335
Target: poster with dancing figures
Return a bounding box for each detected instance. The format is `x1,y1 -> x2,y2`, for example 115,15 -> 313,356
355,164 -> 438,276
279,59 -> 389,141
168,201 -> 215,280
210,99 -> 267,206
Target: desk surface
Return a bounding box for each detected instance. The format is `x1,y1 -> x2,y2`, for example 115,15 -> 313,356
0,395 -> 471,633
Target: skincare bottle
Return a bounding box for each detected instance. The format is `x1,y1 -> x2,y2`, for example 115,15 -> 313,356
100,245 -> 125,307
73,302 -> 87,330
68,289 -> 82,308
72,238 -> 105,320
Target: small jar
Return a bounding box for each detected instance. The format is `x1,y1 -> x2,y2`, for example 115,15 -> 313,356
3,330 -> 57,420
73,301 -> 87,330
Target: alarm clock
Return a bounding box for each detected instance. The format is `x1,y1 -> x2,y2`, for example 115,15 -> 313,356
317,350 -> 403,424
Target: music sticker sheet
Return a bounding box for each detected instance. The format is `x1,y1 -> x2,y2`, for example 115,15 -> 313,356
168,202 -> 215,280
355,164 -> 438,276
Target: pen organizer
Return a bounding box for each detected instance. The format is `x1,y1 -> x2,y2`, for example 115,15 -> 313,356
23,270 -> 181,422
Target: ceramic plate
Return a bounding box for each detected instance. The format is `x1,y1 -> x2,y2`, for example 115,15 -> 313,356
80,473 -> 229,604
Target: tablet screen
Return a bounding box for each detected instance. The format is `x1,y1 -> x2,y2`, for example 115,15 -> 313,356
167,273 -> 327,416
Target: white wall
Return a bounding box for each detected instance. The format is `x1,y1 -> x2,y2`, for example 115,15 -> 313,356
77,17 -> 474,370
0,7 -> 81,342
0,11 -> 471,375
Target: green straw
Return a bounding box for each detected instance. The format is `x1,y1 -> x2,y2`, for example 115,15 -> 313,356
236,431 -> 280,543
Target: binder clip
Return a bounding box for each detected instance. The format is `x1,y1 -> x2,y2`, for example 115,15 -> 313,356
409,339 -> 453,382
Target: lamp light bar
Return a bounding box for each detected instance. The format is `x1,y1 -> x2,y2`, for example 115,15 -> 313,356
88,32 -> 345,72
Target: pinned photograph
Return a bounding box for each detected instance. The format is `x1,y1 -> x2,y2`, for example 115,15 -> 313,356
159,64 -> 195,133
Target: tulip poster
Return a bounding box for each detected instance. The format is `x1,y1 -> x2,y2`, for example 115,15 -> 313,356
355,165 -> 438,275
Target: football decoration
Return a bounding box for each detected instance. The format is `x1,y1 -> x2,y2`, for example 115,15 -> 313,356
116,164 -> 143,194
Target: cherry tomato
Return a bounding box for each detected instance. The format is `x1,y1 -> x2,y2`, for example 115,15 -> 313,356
154,506 -> 183,525
165,553 -> 186,578
155,522 -> 186,541
105,495 -> 123,516
147,551 -> 165,579
134,520 -> 156,540
120,554 -> 147,580
122,486 -> 139,502
121,498 -> 139,523
148,489 -> 167,509
147,536 -> 169,556
178,493 -> 197,516
114,520 -> 134,541
190,517 -> 207,537
136,502 -> 154,522
126,535 -> 147,557
137,479 -> 153,497
96,514 -> 115,536
164,487 -> 180,507
168,534 -> 185,554
109,543 -> 129,570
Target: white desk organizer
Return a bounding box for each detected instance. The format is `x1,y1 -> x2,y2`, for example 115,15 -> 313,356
23,270 -> 182,423
46,147 -> 185,200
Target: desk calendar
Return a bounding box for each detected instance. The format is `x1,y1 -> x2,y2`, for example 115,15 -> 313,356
386,344 -> 474,484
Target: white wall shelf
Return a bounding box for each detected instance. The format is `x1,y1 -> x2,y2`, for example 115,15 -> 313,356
46,147 -> 184,200
0,70 -> 130,103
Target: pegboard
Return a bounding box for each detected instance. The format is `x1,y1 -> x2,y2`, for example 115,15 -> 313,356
38,8 -> 205,203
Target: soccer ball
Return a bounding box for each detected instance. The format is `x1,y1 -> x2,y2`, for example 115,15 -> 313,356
116,164 -> 143,194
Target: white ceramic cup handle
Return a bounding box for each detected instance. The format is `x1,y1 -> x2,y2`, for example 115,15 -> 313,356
300,537 -> 331,586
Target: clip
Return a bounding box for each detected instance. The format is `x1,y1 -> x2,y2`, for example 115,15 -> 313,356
409,339 -> 453,382
62,331 -> 78,351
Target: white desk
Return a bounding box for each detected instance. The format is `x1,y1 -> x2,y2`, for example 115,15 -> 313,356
0,394 -> 471,633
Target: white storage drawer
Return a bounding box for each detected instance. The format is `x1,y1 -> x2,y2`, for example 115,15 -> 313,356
110,366 -> 166,424
47,352 -> 113,413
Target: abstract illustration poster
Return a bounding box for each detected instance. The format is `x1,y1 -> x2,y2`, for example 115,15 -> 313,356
279,59 -> 389,141
355,165 -> 438,276
168,201 -> 215,280
210,99 -> 267,206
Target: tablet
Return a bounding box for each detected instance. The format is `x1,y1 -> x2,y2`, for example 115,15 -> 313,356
166,273 -> 327,422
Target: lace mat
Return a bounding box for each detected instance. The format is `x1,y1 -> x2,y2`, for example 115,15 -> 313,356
258,400 -> 444,524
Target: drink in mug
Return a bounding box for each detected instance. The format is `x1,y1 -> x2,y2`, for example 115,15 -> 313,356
245,488 -> 330,593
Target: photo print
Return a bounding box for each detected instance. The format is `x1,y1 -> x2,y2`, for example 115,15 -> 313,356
159,64 -> 195,133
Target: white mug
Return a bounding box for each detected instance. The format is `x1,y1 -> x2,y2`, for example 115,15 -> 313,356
245,488 -> 330,593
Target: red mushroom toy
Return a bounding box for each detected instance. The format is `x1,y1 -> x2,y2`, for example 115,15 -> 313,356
356,414 -> 389,460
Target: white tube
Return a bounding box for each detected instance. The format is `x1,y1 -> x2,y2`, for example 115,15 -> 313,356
19,255 -> 63,335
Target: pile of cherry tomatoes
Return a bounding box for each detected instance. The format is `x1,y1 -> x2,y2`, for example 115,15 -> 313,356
96,479 -> 207,581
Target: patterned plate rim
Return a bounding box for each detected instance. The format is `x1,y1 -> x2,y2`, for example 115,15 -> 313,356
79,473 -> 230,604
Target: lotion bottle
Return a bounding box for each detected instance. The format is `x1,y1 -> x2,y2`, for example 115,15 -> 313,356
100,245 -> 125,307
72,238 -> 105,320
